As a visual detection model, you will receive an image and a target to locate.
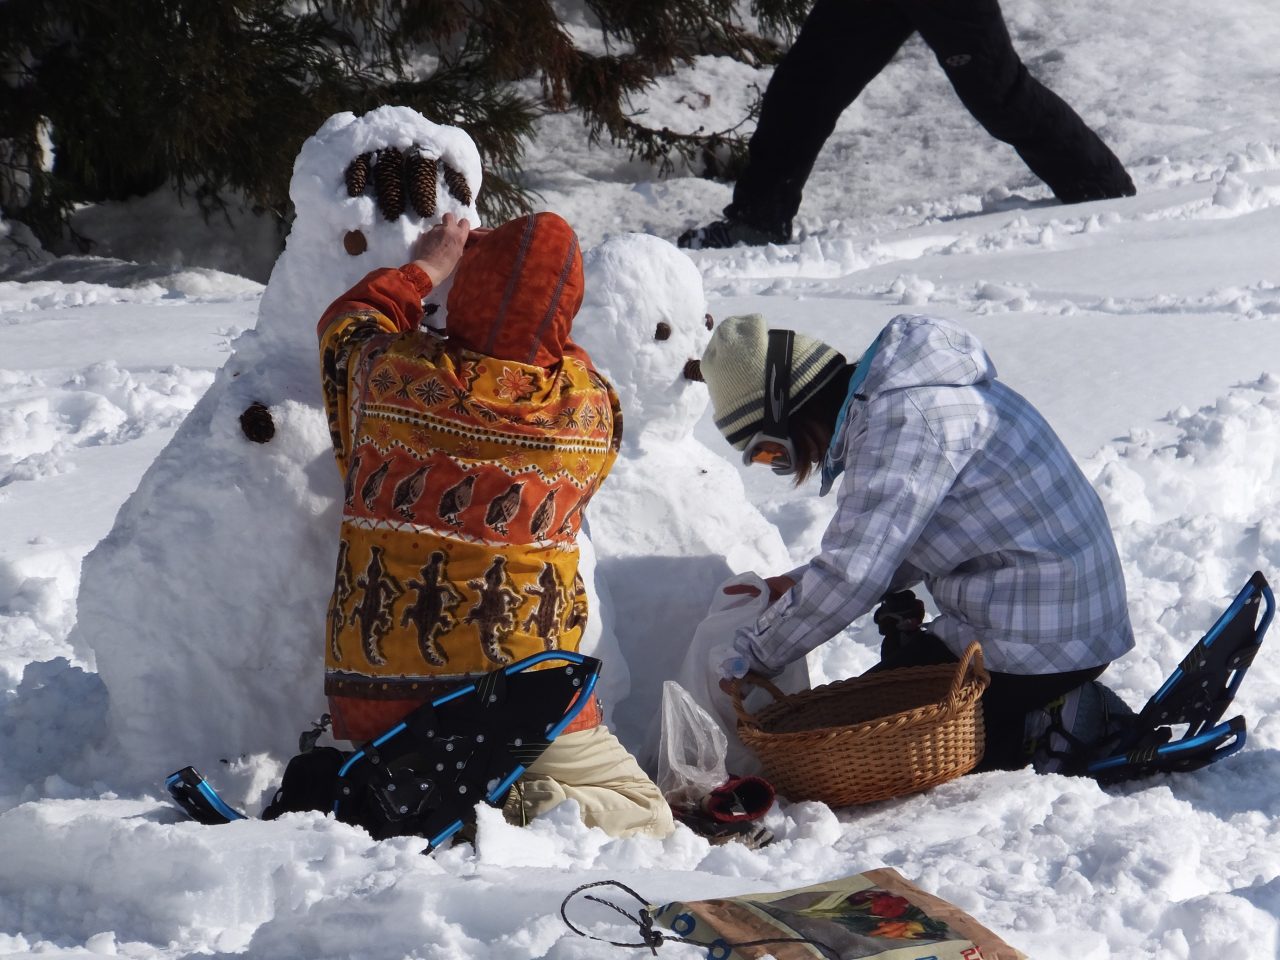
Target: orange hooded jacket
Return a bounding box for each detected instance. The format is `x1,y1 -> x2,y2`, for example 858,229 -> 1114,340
317,213 -> 621,740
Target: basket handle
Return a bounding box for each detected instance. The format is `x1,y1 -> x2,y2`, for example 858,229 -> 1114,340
944,642 -> 990,709
728,672 -> 788,725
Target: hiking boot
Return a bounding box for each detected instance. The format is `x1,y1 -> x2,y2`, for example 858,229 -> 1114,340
1054,172 -> 1137,204
677,217 -> 791,250
1024,680 -> 1136,775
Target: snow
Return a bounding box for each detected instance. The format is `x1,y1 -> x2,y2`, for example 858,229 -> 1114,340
2,3 -> 1280,956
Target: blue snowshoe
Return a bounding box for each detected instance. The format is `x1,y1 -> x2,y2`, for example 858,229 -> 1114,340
166,765 -> 251,824
166,651 -> 601,850
1029,571 -> 1272,781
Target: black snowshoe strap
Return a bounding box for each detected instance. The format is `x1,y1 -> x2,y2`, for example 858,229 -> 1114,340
1093,715 -> 1246,783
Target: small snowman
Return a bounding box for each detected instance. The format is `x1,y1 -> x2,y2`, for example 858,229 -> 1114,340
69,107 -> 484,785
573,233 -> 796,764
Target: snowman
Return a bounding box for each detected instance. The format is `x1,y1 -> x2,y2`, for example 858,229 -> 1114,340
573,233 -> 800,768
68,107 -> 491,788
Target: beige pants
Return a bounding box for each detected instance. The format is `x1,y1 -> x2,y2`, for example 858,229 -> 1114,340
513,724 -> 674,838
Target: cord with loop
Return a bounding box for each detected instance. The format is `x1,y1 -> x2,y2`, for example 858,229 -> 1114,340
560,880 -> 841,958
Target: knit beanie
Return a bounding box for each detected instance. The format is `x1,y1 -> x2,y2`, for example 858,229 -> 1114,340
700,314 -> 847,450
447,212 -> 583,368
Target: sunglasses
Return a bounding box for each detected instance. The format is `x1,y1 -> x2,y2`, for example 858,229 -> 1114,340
741,329 -> 798,476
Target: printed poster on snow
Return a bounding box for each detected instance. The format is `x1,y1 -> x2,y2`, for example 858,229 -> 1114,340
649,868 -> 1026,960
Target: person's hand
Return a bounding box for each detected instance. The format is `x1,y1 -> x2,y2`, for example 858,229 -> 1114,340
464,226 -> 493,248
723,575 -> 795,604
411,212 -> 470,286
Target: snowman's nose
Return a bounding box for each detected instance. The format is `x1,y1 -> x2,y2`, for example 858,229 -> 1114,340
683,359 -> 704,382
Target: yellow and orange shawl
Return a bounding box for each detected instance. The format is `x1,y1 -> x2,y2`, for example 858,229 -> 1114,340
317,213 -> 620,740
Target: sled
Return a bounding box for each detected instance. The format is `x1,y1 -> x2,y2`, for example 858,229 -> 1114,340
166,651 -> 602,850
1086,570 -> 1272,781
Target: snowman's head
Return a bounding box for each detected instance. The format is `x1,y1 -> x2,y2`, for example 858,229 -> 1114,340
576,233 -> 711,443
278,105 -> 482,326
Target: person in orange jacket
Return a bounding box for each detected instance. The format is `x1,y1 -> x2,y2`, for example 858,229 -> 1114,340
317,211 -> 673,838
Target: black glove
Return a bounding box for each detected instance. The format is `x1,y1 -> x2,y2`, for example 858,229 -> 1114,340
873,589 -> 925,637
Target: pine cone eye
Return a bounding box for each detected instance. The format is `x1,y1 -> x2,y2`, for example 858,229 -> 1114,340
705,313 -> 715,331
654,321 -> 672,341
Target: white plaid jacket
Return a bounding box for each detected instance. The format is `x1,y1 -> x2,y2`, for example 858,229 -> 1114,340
739,314 -> 1134,676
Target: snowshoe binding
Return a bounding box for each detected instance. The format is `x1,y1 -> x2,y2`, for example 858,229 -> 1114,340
165,651 -> 602,850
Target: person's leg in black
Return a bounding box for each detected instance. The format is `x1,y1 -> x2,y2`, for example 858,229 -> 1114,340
681,0 -> 913,248
903,0 -> 1135,203
977,665 -> 1106,770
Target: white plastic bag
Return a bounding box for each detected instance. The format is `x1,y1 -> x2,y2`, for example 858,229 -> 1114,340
654,572 -> 811,781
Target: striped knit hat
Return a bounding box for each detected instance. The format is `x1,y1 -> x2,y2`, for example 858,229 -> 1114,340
701,314 -> 847,450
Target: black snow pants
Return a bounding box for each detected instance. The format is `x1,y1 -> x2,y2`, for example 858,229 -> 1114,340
727,0 -> 1135,230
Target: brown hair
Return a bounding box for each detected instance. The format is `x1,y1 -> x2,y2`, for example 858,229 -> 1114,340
788,364 -> 854,484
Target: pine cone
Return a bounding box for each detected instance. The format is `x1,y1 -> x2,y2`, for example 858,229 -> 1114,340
344,153 -> 371,197
240,401 -> 275,443
407,152 -> 438,218
374,147 -> 405,220
442,162 -> 472,207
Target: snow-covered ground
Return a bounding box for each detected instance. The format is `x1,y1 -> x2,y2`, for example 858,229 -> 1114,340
3,0 -> 1280,956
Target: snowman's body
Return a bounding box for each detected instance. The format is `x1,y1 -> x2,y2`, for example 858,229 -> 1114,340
573,234 -> 795,765
70,108 -> 492,785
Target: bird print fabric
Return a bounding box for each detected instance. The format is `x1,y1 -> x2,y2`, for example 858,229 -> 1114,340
317,263 -> 621,738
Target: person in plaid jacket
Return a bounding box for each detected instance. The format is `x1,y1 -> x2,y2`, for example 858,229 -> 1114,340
699,312 -> 1134,769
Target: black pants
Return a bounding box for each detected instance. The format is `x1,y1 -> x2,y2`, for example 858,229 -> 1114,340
867,630 -> 1106,771
728,0 -> 1135,229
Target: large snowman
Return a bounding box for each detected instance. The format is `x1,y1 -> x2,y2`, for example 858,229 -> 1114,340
67,107 -> 510,789
573,234 -> 796,765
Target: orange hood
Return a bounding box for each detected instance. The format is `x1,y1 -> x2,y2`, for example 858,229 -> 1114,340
446,212 -> 586,369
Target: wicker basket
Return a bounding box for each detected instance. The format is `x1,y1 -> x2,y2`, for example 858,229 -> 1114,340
730,642 -> 990,806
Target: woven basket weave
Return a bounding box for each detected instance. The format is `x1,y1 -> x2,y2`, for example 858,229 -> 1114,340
731,642 -> 990,806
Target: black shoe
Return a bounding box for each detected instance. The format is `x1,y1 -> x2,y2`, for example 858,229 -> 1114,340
677,217 -> 791,250
1055,172 -> 1136,204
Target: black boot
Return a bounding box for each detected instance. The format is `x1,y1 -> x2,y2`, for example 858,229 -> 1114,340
677,216 -> 792,250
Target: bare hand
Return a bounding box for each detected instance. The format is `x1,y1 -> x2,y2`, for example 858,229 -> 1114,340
411,212 -> 470,286
464,226 -> 493,248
